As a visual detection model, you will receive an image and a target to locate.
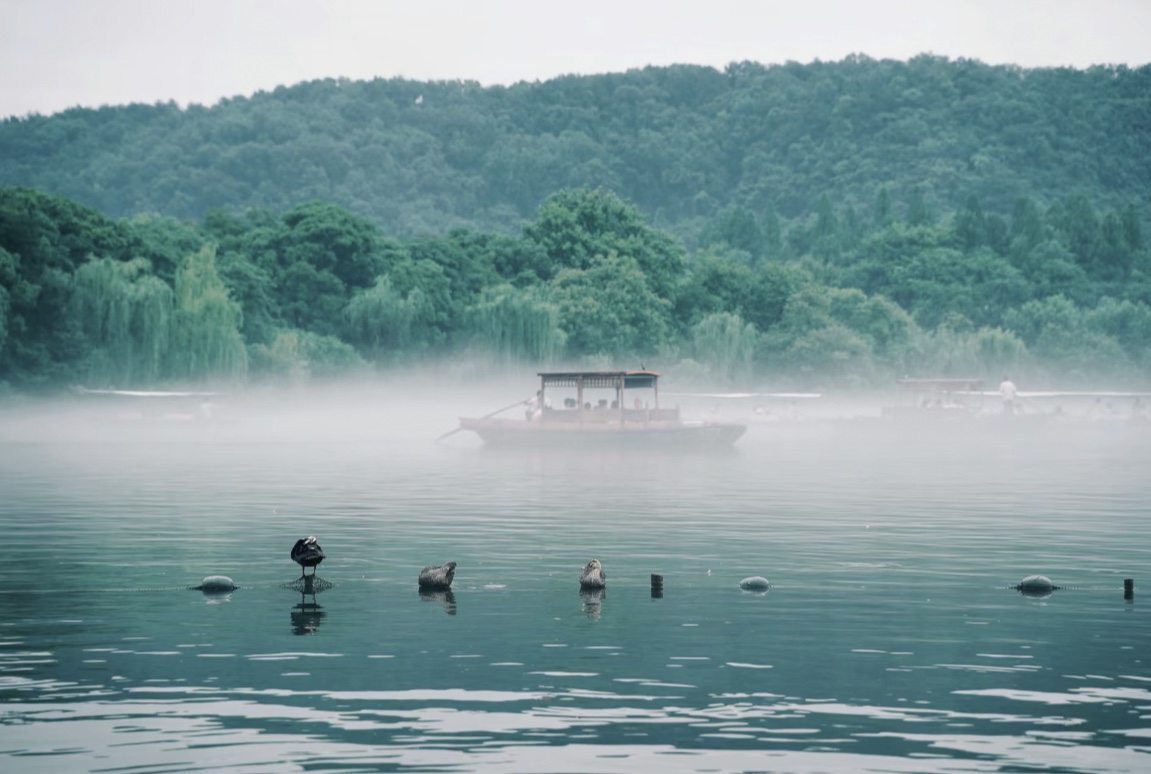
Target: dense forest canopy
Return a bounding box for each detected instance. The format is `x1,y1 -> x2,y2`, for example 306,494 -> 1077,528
1,56 -> 1149,393
2,56 -> 1149,238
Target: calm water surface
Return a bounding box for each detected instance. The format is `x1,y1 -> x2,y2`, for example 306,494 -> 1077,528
1,394 -> 1148,773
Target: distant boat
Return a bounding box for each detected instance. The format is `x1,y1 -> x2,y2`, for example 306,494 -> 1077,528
71,386 -> 222,423
456,370 -> 746,448
881,378 -> 987,421
874,378 -> 1128,427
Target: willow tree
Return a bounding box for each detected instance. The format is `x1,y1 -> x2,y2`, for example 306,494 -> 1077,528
466,283 -> 565,365
344,275 -> 429,361
691,312 -> 757,387
71,257 -> 173,386
170,246 -> 247,382
916,325 -> 1028,380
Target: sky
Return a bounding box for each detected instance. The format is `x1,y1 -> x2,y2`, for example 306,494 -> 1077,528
1,0 -> 1149,120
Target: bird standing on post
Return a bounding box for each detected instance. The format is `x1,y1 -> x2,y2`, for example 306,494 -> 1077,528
291,536 -> 325,578
418,561 -> 457,591
579,559 -> 606,590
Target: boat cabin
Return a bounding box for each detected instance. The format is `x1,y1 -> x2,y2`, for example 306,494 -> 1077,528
534,370 -> 679,425
883,378 -> 985,418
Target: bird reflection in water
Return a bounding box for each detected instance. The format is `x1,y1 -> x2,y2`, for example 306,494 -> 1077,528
419,588 -> 457,615
291,591 -> 326,635
283,574 -> 332,635
580,588 -> 605,619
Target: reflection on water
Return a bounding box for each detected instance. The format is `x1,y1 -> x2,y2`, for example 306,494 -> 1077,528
291,593 -> 326,635
1,395 -> 1149,772
580,587 -> 606,619
419,588 -> 457,615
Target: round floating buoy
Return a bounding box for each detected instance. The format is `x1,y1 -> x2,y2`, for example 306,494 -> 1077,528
739,576 -> 771,592
1015,574 -> 1056,596
198,575 -> 237,593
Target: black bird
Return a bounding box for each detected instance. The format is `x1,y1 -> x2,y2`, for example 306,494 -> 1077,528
291,536 -> 325,578
579,559 -> 606,590
418,561 -> 456,591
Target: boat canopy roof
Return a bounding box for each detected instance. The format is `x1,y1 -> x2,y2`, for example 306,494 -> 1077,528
897,378 -> 984,391
72,387 -> 223,398
539,370 -> 660,390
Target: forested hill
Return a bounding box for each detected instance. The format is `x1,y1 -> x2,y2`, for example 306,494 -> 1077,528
2,55 -> 1149,238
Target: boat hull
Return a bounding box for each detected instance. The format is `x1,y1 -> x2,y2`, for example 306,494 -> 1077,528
459,417 -> 746,448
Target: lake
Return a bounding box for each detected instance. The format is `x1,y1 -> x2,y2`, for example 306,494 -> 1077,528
1,385 -> 1148,773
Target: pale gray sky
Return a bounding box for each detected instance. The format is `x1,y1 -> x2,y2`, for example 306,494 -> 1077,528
2,0 -> 1148,119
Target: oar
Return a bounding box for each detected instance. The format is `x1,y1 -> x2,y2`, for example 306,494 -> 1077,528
434,396 -> 532,442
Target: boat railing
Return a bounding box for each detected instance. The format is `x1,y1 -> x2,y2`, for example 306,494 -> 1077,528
541,407 -> 680,424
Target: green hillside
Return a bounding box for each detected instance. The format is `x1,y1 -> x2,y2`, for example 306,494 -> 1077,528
1,56 -> 1149,392
2,56 -> 1149,238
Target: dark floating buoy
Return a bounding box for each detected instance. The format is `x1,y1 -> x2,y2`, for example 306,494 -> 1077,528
579,559 -> 606,590
1014,574 -> 1060,597
651,573 -> 664,599
739,576 -> 771,592
418,561 -> 457,591
1124,578 -> 1134,600
195,575 -> 237,593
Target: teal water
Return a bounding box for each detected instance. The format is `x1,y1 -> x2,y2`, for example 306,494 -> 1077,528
1,397 -> 1148,773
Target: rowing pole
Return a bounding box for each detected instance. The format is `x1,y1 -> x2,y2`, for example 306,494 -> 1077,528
434,397 -> 532,442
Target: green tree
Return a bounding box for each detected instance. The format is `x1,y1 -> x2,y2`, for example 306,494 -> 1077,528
170,246 -> 248,382
906,187 -> 934,227
265,202 -> 394,335
0,188 -> 136,386
873,187 -> 893,228
759,284 -> 875,385
704,206 -> 765,264
250,328 -> 366,384
691,311 -> 757,386
465,283 -> 566,364
524,188 -> 685,299
71,257 -> 173,386
550,252 -> 672,358
344,275 -> 437,360
1003,294 -> 1127,377
954,194 -> 987,251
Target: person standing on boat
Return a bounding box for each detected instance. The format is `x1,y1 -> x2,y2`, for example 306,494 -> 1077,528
525,390 -> 543,421
998,376 -> 1018,414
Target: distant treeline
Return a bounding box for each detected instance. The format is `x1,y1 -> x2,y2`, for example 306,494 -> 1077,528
1,185 -> 1148,392
2,56 -> 1149,240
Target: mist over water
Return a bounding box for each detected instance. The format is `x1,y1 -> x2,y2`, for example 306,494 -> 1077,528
1,380 -> 1148,773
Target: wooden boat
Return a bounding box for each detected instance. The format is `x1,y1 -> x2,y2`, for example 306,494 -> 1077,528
458,370 -> 746,448
881,378 -> 986,421
71,386 -> 223,423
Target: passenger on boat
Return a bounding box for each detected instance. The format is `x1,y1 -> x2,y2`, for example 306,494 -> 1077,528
526,391 -> 543,421
998,377 -> 1017,414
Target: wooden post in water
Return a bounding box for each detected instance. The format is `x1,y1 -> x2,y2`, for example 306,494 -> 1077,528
651,574 -> 664,598
1124,578 -> 1134,600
